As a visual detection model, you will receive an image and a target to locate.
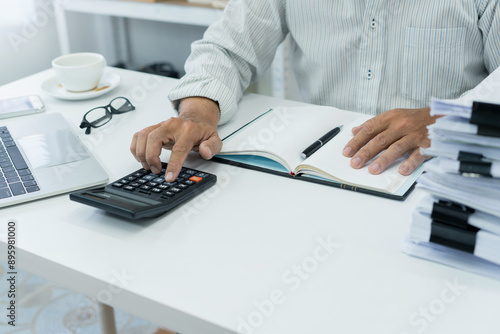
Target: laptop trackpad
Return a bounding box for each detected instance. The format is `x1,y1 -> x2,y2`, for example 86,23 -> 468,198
17,130 -> 90,169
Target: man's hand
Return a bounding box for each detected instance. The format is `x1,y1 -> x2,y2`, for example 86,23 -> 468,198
342,107 -> 439,176
130,97 -> 222,182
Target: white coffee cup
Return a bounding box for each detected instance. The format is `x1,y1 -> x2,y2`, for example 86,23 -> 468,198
52,53 -> 106,92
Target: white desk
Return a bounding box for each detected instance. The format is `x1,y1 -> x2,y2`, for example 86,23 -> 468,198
1,68 -> 500,334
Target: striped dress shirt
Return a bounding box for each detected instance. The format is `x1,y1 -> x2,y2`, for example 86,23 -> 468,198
169,0 -> 500,124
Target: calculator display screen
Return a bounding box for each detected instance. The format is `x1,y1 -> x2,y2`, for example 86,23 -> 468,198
83,191 -> 151,209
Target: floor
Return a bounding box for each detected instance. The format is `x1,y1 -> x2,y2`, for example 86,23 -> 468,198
0,261 -> 161,334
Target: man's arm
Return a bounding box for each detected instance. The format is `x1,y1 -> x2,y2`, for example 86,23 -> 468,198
130,97 -> 222,182
131,0 -> 287,179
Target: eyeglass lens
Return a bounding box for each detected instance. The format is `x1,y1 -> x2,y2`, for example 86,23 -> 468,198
85,107 -> 112,127
109,97 -> 134,113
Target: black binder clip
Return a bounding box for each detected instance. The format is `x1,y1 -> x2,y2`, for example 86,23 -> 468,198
457,151 -> 484,162
459,160 -> 492,177
470,101 -> 500,138
430,201 -> 478,253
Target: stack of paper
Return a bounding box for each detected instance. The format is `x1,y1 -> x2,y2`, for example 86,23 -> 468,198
402,97 -> 500,280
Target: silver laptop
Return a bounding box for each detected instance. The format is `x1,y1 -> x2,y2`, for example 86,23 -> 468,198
0,113 -> 108,207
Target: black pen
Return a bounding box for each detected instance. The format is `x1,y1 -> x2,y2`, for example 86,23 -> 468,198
301,125 -> 343,159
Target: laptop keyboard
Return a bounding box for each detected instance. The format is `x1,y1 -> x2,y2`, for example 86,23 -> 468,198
0,126 -> 40,199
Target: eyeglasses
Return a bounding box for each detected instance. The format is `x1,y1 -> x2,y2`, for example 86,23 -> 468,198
80,97 -> 135,134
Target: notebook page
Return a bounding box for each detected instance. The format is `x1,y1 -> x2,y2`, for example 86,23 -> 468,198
300,117 -> 413,193
219,106 -> 359,171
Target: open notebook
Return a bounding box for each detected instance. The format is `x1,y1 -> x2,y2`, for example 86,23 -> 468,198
214,106 -> 423,200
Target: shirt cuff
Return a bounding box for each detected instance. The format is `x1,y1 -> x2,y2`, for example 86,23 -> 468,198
168,75 -> 239,125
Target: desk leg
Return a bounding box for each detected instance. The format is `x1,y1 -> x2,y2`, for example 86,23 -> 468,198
98,302 -> 118,334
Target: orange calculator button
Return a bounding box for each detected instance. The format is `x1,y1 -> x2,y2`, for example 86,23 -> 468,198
189,176 -> 203,183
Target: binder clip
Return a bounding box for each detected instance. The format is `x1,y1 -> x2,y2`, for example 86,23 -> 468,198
430,200 -> 478,253
470,101 -> 500,138
457,150 -> 492,177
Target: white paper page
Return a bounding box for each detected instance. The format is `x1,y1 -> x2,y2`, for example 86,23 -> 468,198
422,161 -> 500,195
429,66 -> 500,116
432,115 -> 478,134
300,118 -> 414,193
421,139 -> 500,161
428,127 -> 500,148
417,173 -> 500,217
423,156 -> 500,178
220,106 -> 360,171
401,237 -> 500,281
408,210 -> 500,266
415,195 -> 500,236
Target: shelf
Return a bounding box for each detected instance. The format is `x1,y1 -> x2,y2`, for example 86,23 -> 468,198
62,0 -> 223,27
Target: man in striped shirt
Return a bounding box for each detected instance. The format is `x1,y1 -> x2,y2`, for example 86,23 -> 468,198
131,0 -> 500,182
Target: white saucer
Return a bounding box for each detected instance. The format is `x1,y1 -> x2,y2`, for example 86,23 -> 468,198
41,72 -> 121,100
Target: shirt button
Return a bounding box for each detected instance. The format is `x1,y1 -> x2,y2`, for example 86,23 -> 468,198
367,70 -> 372,79
371,19 -> 377,29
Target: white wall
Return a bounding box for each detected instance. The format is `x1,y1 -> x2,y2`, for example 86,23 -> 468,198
0,0 -> 301,102
0,0 -> 60,85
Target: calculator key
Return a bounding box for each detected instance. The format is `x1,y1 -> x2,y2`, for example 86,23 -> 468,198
124,186 -> 136,191
137,179 -> 148,184
196,172 -> 209,177
163,181 -> 177,187
9,182 -> 26,196
184,180 -> 195,186
26,186 -> 40,193
153,178 -> 164,183
142,175 -> 155,180
158,184 -> 169,190
147,182 -> 158,187
162,191 -> 175,197
151,188 -> 162,193
133,172 -> 145,177
189,176 -> 203,183
184,169 -> 196,175
170,187 -> 182,193
112,183 -> 124,188
119,179 -> 130,184
125,176 -> 137,181
140,185 -> 151,191
177,184 -> 189,189
180,173 -> 190,179
130,182 -> 140,187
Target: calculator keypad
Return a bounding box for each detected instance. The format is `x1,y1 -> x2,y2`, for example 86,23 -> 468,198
108,165 -> 211,201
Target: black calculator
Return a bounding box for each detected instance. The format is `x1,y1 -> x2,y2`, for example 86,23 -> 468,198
70,163 -> 216,220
